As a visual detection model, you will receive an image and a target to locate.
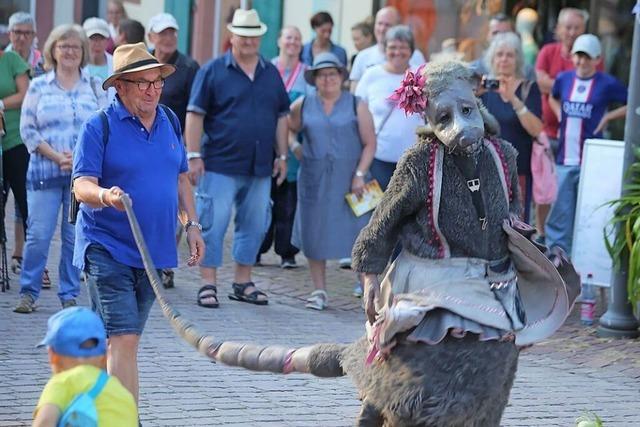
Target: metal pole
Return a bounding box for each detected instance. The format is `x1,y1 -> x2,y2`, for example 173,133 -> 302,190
597,4 -> 640,339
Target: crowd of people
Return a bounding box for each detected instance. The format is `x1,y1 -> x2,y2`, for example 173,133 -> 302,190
0,2 -> 630,424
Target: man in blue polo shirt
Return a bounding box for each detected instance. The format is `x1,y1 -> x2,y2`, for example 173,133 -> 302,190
186,9 -> 289,308
72,43 -> 205,404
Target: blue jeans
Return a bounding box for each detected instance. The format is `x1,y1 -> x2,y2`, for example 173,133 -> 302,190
196,171 -> 271,268
545,165 -> 581,254
369,158 -> 397,192
84,244 -> 158,336
19,184 -> 80,302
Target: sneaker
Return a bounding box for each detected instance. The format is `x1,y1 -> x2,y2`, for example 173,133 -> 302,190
61,299 -> 77,309
352,282 -> 364,298
14,294 -> 36,313
339,258 -> 352,269
10,257 -> 22,275
280,257 -> 298,269
305,290 -> 328,310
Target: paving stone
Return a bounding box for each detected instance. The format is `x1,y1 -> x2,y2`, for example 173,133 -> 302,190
1,195 -> 639,425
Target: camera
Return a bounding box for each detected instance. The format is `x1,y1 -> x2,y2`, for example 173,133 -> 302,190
482,78 -> 500,90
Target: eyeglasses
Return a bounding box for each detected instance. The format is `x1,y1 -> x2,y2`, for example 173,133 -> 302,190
10,29 -> 35,38
316,71 -> 340,80
120,78 -> 165,91
56,44 -> 83,52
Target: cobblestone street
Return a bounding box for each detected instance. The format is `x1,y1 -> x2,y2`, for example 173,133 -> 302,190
1,202 -> 639,426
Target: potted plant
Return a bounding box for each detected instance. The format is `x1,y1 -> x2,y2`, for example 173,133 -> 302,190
604,146 -> 640,311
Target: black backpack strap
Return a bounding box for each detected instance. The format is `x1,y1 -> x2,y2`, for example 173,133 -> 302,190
68,110 -> 109,224
99,110 -> 109,146
159,104 -> 181,139
299,96 -> 307,128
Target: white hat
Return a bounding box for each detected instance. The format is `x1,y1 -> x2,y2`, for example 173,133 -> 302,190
83,17 -> 110,38
227,8 -> 267,37
571,34 -> 601,58
148,13 -> 179,34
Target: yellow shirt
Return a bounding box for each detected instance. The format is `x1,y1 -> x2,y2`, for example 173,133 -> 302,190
35,365 -> 137,427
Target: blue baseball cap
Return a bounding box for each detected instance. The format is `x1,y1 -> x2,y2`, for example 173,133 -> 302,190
37,307 -> 107,358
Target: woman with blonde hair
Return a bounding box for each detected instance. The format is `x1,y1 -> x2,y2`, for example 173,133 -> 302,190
14,24 -> 108,313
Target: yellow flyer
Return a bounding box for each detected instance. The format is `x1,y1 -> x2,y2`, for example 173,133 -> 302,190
345,179 -> 384,217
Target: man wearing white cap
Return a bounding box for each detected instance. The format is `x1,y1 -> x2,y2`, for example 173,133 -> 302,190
186,8 -> 289,308
545,34 -> 628,254
83,17 -> 115,101
148,13 -> 199,131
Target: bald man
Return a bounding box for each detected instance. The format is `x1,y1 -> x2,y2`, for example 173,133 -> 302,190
349,6 -> 425,92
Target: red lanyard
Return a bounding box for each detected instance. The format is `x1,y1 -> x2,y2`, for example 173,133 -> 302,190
277,60 -> 302,92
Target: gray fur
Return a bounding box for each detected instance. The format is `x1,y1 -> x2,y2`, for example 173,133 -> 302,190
351,136 -> 521,275
308,336 -> 518,427
349,336 -> 518,427
120,61 -> 524,427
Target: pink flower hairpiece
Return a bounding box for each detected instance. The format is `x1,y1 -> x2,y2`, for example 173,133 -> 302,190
387,63 -> 427,116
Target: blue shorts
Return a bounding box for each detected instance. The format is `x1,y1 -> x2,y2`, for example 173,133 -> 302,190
84,243 -> 158,336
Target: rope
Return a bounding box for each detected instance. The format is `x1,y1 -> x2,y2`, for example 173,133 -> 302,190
121,194 -> 295,373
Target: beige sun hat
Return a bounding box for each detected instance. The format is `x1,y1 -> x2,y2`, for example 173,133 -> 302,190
227,8 -> 267,37
102,42 -> 176,90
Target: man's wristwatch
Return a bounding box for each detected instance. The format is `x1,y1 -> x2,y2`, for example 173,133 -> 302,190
355,169 -> 365,178
184,220 -> 202,232
276,154 -> 287,161
187,152 -> 202,160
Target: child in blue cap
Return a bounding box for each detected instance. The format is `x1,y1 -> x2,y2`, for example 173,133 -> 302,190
33,307 -> 138,426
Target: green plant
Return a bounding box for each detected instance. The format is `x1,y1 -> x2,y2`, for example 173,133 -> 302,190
604,146 -> 640,306
575,411 -> 604,427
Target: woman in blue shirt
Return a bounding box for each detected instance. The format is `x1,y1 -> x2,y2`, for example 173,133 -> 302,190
300,11 -> 348,68
14,24 -> 107,313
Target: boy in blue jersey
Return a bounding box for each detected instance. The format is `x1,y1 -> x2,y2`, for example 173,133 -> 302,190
546,34 -> 627,254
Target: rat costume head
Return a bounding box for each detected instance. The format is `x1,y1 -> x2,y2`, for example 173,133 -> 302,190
389,61 -> 497,155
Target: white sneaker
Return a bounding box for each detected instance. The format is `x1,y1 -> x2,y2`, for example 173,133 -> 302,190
305,290 -> 328,310
352,283 -> 363,298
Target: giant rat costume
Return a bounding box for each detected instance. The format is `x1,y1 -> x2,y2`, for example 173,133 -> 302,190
122,60 -> 579,427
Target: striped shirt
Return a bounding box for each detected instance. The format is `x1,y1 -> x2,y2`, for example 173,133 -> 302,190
20,68 -> 107,189
552,70 -> 627,166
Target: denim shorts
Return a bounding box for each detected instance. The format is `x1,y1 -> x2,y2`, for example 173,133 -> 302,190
84,243 -> 158,336
196,171 -> 271,267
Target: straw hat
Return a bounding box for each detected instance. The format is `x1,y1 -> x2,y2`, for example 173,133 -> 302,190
227,8 -> 267,37
102,42 -> 176,90
303,52 -> 348,86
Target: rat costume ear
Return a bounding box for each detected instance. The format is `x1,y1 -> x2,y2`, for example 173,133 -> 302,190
477,100 -> 500,136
